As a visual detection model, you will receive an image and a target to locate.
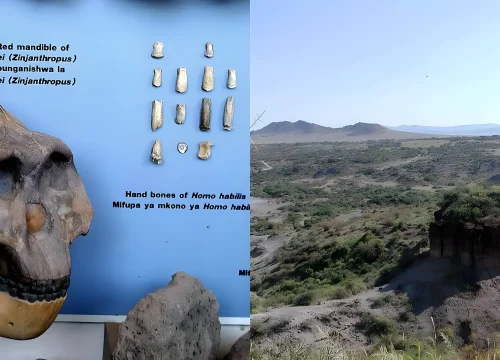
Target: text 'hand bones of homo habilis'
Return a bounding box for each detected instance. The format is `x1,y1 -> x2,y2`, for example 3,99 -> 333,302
112,191 -> 250,211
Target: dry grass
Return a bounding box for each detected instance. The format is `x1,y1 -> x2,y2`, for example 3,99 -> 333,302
251,318 -> 500,360
251,339 -> 500,360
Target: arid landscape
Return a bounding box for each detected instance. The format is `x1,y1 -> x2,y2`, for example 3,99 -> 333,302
250,121 -> 500,359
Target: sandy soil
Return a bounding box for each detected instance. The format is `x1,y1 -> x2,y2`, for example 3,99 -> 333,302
251,234 -> 291,279
291,175 -> 400,189
260,161 -> 273,170
334,210 -> 363,222
250,197 -> 290,223
252,258 -> 500,350
375,155 -> 428,171
252,286 -> 385,350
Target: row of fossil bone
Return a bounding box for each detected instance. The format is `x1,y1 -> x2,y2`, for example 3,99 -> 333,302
151,97 -> 234,132
151,41 -> 214,59
152,67 -> 236,91
151,139 -> 213,165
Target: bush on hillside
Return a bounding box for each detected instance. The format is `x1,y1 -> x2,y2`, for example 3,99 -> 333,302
439,185 -> 500,222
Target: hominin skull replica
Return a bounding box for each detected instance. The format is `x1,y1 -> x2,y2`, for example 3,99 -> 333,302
0,106 -> 93,340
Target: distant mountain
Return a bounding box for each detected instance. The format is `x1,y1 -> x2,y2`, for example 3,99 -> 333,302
253,120 -> 335,135
341,123 -> 388,136
252,121 -> 387,136
388,124 -> 500,136
251,120 -> 439,144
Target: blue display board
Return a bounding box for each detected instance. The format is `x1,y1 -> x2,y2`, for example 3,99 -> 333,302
0,0 -> 250,320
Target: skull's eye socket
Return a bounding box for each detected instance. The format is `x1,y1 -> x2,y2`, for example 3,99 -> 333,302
0,170 -> 12,193
49,151 -> 71,167
0,157 -> 21,193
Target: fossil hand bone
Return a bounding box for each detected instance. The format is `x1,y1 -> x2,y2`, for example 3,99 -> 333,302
151,42 -> 164,58
197,141 -> 214,160
151,100 -> 163,132
0,106 -> 94,340
152,68 -> 162,87
151,139 -> 163,165
223,96 -> 235,131
199,98 -> 211,131
202,66 -> 214,92
227,69 -> 237,89
177,142 -> 188,154
205,42 -> 214,58
175,104 -> 186,125
176,67 -> 188,93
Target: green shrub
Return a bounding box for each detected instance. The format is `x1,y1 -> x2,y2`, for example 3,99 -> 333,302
293,291 -> 316,306
439,185 -> 500,222
328,286 -> 350,299
355,313 -> 396,338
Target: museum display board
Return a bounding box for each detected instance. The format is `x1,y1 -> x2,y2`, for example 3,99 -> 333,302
0,0 -> 250,324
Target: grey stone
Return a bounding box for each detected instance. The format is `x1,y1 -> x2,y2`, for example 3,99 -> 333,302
223,332 -> 250,360
113,272 -> 221,360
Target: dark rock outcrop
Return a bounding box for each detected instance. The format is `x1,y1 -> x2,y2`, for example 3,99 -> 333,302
429,215 -> 500,270
113,272 -> 221,360
223,332 -> 250,360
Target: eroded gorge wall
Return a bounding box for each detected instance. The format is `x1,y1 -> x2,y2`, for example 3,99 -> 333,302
430,218 -> 500,269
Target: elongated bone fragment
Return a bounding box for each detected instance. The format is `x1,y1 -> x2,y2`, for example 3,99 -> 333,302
151,139 -> 163,164
197,141 -> 213,160
152,68 -> 162,87
205,42 -> 214,58
176,67 -> 188,93
199,98 -> 211,131
202,66 -> 214,92
227,69 -> 237,89
151,42 -> 164,58
175,104 -> 187,124
223,96 -> 235,131
151,100 -> 163,132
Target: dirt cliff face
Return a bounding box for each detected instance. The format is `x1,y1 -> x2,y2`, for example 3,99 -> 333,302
429,211 -> 500,269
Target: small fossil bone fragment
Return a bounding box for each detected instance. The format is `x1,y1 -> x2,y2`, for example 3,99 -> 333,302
152,68 -> 162,87
202,66 -> 214,92
223,96 -> 235,131
197,141 -> 213,160
176,67 -> 188,93
151,139 -> 163,164
205,42 -> 214,58
151,100 -> 163,132
151,42 -> 164,58
199,98 -> 211,131
175,104 -> 187,125
227,69 -> 237,89
177,142 -> 188,154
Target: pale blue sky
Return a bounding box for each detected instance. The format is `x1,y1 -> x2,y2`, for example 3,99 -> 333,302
250,1 -> 500,129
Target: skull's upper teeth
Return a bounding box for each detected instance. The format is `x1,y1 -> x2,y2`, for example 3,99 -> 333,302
0,275 -> 69,302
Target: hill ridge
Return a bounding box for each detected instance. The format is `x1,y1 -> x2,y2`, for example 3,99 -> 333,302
250,120 -> 442,144
251,120 -> 388,137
